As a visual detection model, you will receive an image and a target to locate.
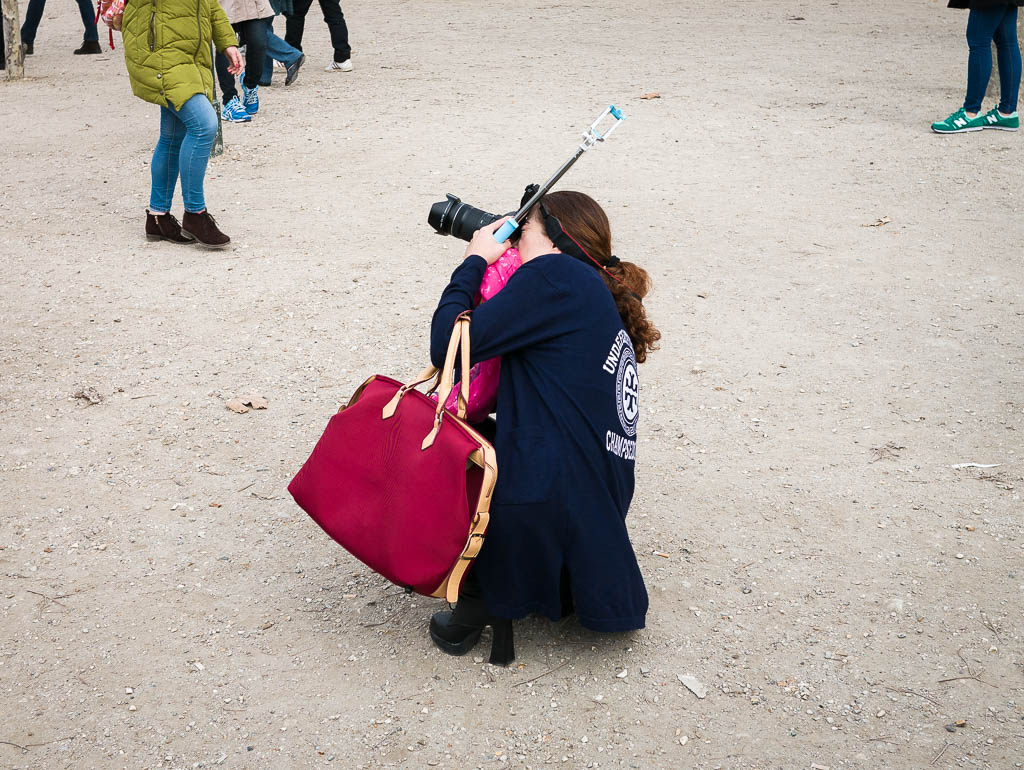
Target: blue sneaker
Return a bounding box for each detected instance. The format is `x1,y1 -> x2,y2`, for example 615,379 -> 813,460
221,96 -> 251,123
239,75 -> 259,115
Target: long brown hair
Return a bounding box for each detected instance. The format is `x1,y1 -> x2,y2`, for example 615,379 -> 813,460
539,190 -> 661,363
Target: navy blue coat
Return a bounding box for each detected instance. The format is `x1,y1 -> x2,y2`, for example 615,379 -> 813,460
431,253 -> 648,632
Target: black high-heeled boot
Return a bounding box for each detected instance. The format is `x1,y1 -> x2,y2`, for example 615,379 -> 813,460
429,575 -> 515,665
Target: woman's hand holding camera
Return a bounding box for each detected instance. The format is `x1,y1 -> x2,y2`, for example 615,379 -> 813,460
464,217 -> 513,265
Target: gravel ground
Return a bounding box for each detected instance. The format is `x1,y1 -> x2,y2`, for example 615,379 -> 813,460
1,1 -> 1023,768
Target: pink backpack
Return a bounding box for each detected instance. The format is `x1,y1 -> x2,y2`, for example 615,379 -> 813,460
440,248 -> 522,423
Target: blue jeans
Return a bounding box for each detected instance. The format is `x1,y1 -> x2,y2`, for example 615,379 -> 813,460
261,16 -> 302,84
964,5 -> 1021,114
21,0 -> 99,44
150,94 -> 218,214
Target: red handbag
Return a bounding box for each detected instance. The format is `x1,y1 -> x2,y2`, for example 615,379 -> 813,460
288,314 -> 497,602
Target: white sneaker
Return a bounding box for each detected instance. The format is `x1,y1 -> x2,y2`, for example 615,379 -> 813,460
273,60 -> 286,70
325,59 -> 353,72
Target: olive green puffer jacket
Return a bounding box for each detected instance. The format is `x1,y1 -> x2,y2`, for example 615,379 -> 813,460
123,0 -> 238,111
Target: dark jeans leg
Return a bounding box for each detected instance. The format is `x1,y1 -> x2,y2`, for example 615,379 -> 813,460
20,0 -> 46,45
319,0 -> 350,62
964,8 -> 1004,113
284,0 -> 313,52
993,6 -> 1022,113
215,51 -> 238,102
76,0 -> 99,41
235,18 -> 269,89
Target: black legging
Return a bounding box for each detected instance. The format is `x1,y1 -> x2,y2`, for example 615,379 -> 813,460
284,0 -> 351,62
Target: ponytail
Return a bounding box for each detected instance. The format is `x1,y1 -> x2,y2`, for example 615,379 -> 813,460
540,191 -> 661,363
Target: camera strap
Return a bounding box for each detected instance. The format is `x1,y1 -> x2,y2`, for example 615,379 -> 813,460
537,202 -> 643,304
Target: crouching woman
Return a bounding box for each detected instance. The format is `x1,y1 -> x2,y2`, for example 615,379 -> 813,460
122,0 -> 243,248
428,191 -> 661,664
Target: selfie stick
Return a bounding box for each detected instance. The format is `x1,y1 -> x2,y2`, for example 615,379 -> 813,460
492,104 -> 624,243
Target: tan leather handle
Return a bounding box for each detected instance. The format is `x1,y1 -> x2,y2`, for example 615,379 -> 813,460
433,316 -> 467,414
381,339 -> 449,420
423,313 -> 472,449
455,316 -> 470,418
415,365 -> 441,392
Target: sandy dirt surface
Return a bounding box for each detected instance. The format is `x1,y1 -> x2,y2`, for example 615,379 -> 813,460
2,1 -> 1023,768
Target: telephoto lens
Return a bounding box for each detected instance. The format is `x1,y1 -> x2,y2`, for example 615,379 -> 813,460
427,194 -> 502,242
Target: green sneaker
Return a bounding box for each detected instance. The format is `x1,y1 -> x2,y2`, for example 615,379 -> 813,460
931,108 -> 984,134
980,106 -> 1019,131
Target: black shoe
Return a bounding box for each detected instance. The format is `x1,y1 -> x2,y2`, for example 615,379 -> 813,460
285,53 -> 305,86
429,610 -> 484,655
74,40 -> 102,55
429,611 -> 514,665
428,576 -> 515,665
22,43 -> 34,56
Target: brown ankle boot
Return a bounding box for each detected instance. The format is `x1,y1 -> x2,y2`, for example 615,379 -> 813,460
146,210 -> 194,244
181,210 -> 231,250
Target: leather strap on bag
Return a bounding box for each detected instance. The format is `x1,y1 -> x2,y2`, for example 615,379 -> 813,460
381,360 -> 448,420
442,510 -> 490,602
422,313 -> 471,449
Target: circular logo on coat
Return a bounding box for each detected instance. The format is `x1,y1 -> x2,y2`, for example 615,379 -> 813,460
616,344 -> 639,437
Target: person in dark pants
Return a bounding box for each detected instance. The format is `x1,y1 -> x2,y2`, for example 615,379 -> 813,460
933,0 -> 1022,133
215,52 -> 252,123
219,0 -> 274,116
20,0 -> 102,55
427,192 -> 661,665
284,0 -> 352,72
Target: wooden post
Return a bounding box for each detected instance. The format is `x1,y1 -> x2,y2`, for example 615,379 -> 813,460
2,0 -> 25,79
210,42 -> 224,157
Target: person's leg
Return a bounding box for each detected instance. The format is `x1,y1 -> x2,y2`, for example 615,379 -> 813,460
284,0 -> 314,52
172,95 -> 230,247
215,50 -> 238,103
318,0 -> 351,63
262,17 -> 275,83
174,94 -> 219,213
264,16 -> 305,85
150,106 -> 184,214
75,0 -> 99,42
992,6 -> 1021,114
264,16 -> 302,67
20,0 -> 46,45
964,8 -> 1003,115
216,48 -> 251,121
238,18 -> 268,89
